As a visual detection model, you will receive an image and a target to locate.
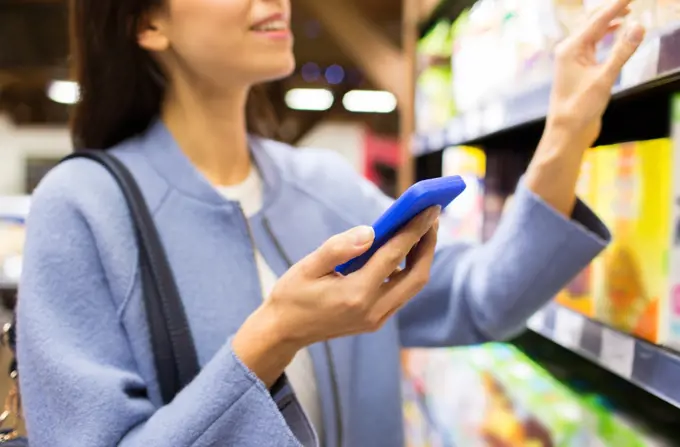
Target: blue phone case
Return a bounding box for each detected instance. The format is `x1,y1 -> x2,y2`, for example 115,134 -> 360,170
335,176 -> 466,275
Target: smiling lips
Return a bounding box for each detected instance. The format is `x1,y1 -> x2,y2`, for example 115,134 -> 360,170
250,14 -> 291,39
251,18 -> 287,32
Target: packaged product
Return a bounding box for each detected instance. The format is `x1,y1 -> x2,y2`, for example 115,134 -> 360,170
511,0 -> 564,90
452,0 -> 505,111
553,135 -> 680,347
656,0 -> 680,29
666,94 -> 680,350
441,146 -> 485,243
415,67 -> 454,133
416,20 -> 455,133
590,140 -> 670,343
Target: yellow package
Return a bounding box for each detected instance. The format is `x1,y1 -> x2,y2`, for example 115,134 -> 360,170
590,140 -> 671,343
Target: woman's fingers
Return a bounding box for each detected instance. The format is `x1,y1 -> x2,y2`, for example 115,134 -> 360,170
581,0 -> 632,43
356,206 -> 440,287
400,218 -> 439,277
388,220 -> 438,294
607,18 -> 624,34
369,221 -> 439,322
602,22 -> 646,82
298,225 -> 375,278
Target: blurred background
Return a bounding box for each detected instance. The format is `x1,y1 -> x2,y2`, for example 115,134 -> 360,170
2,0 -> 680,445
0,0 -> 418,197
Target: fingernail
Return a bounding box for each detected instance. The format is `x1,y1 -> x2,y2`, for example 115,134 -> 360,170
626,23 -> 645,44
349,226 -> 374,247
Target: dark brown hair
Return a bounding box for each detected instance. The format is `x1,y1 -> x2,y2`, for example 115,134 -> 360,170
69,0 -> 277,150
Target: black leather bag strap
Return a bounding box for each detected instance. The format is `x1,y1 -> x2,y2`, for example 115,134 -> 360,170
63,150 -> 200,404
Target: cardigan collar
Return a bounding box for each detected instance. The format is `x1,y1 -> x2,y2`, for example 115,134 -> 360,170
138,118 -> 283,209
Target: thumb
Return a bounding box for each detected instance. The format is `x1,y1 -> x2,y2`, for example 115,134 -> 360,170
298,226 -> 375,277
604,22 -> 645,82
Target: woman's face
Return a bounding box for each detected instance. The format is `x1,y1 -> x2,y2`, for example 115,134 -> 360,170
140,0 -> 295,89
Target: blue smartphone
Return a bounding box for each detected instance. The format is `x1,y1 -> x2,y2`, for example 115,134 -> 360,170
335,176 -> 467,275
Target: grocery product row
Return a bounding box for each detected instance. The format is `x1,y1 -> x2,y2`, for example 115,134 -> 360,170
414,2 -> 680,154
454,0 -> 680,110
402,342 -> 676,447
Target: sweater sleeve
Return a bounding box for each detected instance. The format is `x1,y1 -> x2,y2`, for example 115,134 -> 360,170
16,184 -> 302,446
397,179 -> 610,346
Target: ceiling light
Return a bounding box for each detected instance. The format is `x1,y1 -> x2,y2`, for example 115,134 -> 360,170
284,88 -> 334,111
342,90 -> 396,113
47,80 -> 80,105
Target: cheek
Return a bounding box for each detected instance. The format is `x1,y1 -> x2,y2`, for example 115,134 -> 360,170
168,0 -> 249,66
166,0 -> 294,83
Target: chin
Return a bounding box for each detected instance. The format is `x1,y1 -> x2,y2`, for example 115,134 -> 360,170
256,55 -> 296,83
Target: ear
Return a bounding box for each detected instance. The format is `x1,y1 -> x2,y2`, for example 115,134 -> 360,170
136,10 -> 170,52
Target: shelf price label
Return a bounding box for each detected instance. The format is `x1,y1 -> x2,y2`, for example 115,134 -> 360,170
600,327 -> 635,379
527,310 -> 546,333
554,307 -> 584,349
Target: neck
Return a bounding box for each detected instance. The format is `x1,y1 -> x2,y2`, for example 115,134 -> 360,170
162,79 -> 251,186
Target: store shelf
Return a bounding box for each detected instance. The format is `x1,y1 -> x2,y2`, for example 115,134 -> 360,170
527,301 -> 680,411
414,25 -> 680,155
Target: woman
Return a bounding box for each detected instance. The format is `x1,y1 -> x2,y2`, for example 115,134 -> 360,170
16,0 -> 643,445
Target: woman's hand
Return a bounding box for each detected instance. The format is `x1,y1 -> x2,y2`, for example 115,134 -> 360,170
526,0 -> 645,216
233,207 -> 440,386
548,0 -> 645,147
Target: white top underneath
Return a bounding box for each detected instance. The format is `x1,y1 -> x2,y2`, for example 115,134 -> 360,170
217,167 -> 325,442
